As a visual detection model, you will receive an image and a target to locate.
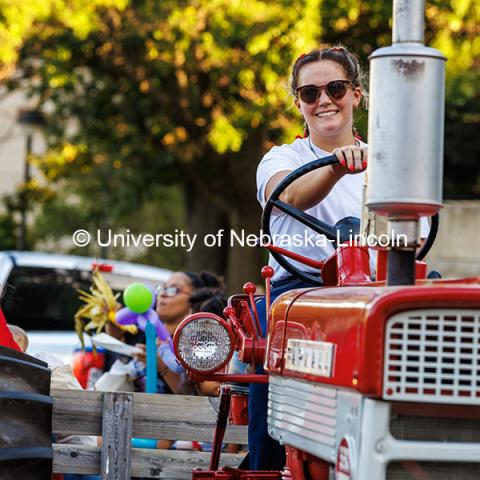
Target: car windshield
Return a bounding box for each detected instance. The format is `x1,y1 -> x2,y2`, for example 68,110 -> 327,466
1,266 -> 150,332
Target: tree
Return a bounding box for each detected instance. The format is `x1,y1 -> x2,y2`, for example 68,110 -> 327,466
5,0 -> 325,289
2,0 -> 478,290
0,199 -> 17,250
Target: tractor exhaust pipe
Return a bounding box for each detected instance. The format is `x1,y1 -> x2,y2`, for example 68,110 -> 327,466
392,0 -> 424,44
366,0 -> 446,286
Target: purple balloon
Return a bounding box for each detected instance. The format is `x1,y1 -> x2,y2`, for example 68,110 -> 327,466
115,305 -> 172,350
136,314 -> 147,332
144,309 -> 171,342
115,307 -> 138,326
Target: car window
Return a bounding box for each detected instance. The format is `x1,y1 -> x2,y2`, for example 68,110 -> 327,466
1,266 -> 157,332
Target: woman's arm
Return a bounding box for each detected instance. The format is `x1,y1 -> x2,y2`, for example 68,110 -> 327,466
157,356 -> 182,393
265,164 -> 346,210
264,146 -> 367,211
194,381 -> 220,396
134,343 -> 183,393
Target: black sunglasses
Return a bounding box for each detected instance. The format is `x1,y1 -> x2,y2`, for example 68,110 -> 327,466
296,80 -> 353,104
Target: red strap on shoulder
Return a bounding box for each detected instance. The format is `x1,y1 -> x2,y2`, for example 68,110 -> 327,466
0,308 -> 21,352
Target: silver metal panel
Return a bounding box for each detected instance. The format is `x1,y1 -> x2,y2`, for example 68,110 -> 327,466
285,339 -> 335,377
383,309 -> 480,405
268,376 -> 363,464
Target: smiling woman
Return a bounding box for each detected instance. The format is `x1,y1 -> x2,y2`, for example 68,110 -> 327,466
156,272 -> 194,332
252,45 -> 369,471
257,46 -> 368,285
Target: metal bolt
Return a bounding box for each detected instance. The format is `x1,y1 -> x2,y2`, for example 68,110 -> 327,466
375,440 -> 384,453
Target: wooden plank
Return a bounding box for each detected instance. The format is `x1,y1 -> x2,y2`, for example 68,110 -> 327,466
53,444 -> 100,475
52,388 -> 103,435
101,392 -> 133,480
130,392 -> 247,443
52,389 -> 248,443
53,444 -> 245,479
130,447 -> 244,479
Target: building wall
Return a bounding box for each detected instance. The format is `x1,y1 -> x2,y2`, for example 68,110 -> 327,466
427,201 -> 480,278
0,90 -> 45,199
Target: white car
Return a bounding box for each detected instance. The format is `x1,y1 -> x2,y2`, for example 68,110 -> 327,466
0,251 -> 171,364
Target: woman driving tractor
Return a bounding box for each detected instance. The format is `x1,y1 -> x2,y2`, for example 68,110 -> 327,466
251,45 -> 429,470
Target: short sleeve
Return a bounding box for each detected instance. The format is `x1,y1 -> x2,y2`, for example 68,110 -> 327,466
256,145 -> 301,208
420,216 -> 430,239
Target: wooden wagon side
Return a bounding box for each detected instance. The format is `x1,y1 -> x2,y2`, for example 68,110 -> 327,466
52,389 -> 247,479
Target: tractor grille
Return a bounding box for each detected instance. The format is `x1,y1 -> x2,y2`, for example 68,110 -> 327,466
390,414 -> 480,442
268,376 -> 337,456
387,461 -> 480,479
383,309 -> 480,404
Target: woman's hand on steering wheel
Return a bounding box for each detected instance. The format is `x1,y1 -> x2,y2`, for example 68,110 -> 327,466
332,145 -> 368,173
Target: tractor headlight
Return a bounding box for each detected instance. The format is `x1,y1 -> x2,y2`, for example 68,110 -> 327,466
173,313 -> 234,374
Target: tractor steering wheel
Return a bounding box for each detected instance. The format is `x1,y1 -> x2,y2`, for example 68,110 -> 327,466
261,155 -> 439,285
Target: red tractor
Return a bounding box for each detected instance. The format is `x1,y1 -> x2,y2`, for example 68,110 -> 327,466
173,1 -> 480,478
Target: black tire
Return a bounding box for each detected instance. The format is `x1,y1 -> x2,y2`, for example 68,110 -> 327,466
0,345 -> 53,480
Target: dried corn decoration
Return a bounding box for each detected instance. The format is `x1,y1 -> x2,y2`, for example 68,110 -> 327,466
74,269 -> 138,347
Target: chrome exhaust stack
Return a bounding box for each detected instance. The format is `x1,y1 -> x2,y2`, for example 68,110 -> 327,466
366,0 -> 446,285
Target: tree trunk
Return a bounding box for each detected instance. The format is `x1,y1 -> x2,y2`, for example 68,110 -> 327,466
183,128 -> 268,293
226,201 -> 266,293
224,130 -> 268,293
184,181 -> 229,276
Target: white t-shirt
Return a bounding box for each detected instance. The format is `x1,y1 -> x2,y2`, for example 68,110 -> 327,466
256,137 -> 428,282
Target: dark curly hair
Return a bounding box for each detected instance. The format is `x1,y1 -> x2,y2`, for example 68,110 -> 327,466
183,271 -> 226,316
184,271 -> 225,291
189,287 -> 227,316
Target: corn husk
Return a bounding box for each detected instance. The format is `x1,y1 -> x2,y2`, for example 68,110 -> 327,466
74,269 -> 137,348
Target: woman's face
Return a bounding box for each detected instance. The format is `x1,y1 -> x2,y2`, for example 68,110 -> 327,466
295,59 -> 362,143
156,272 -> 193,324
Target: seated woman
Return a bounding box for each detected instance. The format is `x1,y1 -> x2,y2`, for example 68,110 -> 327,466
252,45 -> 429,471
133,271 -> 225,451
251,45 -> 368,471
133,270 -> 226,394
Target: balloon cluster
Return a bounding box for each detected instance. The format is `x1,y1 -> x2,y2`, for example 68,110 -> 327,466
118,283 -> 164,450
115,283 -> 171,345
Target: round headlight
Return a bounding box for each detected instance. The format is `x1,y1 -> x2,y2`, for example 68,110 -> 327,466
173,313 -> 234,374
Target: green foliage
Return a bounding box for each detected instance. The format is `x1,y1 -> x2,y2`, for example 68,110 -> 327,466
0,0 -> 128,78
0,205 -> 17,250
30,181 -> 186,270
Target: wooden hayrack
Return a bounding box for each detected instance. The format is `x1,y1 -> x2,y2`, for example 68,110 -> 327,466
52,389 -> 247,479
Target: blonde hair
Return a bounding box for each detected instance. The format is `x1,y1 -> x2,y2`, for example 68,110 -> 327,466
8,324 -> 29,352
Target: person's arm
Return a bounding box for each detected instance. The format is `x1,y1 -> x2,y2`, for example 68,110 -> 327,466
264,145 -> 367,210
157,342 -> 184,374
194,381 -> 220,396
133,343 -> 183,393
157,357 -> 182,393
265,165 -> 346,210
